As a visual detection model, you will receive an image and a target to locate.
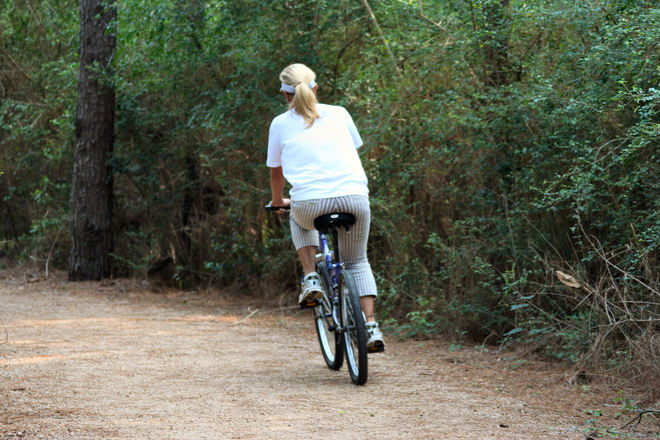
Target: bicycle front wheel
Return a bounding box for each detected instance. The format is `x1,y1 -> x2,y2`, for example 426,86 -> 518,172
314,262 -> 344,370
340,270 -> 368,385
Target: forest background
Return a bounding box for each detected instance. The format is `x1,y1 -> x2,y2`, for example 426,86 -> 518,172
0,0 -> 658,401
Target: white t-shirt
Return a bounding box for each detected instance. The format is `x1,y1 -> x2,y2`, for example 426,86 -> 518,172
267,103 -> 368,201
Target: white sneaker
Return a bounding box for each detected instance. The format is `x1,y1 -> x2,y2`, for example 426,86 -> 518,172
366,321 -> 385,352
299,272 -> 324,308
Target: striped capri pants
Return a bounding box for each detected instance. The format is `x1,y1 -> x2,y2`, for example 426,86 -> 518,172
290,195 -> 378,298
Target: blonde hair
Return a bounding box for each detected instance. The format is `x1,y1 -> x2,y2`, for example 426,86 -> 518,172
279,63 -> 319,128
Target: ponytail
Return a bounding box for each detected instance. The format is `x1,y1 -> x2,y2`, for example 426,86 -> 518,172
279,63 -> 320,128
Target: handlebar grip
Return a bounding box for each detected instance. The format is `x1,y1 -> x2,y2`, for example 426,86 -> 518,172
265,203 -> 291,212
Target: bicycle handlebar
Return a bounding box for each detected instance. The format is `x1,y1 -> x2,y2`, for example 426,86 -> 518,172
265,202 -> 291,212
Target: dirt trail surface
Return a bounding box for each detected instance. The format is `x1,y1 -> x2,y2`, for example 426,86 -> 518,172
0,278 -> 650,439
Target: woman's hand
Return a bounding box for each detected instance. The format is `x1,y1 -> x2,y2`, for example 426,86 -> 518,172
270,197 -> 291,208
269,198 -> 290,214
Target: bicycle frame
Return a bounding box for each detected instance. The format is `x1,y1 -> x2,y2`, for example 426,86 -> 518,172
318,230 -> 343,327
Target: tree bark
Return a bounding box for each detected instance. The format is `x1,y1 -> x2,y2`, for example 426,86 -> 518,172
69,0 -> 116,280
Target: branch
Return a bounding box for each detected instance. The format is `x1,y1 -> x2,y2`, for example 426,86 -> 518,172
0,46 -> 33,82
416,11 -> 454,42
620,409 -> 660,429
331,36 -> 360,97
359,0 -> 402,77
228,308 -> 260,326
1,319 -> 8,345
578,221 -> 659,296
415,11 -> 482,88
227,305 -> 299,326
45,230 -> 62,280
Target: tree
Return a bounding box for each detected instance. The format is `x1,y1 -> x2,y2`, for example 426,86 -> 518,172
69,0 -> 117,280
481,0 -> 513,87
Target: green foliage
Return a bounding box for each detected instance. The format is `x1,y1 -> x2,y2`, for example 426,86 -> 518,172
580,398 -> 660,439
0,0 -> 78,265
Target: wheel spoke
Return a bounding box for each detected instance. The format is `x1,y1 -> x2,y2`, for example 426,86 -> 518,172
340,270 -> 368,385
313,261 -> 344,371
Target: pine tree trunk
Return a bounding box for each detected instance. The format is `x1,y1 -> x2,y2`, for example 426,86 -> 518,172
69,0 -> 116,281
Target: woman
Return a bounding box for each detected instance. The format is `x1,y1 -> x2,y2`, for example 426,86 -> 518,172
267,63 -> 384,352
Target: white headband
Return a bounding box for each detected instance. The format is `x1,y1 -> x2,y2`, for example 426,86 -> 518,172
280,80 -> 316,94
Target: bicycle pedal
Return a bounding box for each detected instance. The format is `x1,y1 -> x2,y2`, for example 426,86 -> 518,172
368,344 -> 385,353
299,300 -> 319,309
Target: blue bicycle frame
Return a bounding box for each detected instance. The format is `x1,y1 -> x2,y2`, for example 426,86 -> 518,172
318,230 -> 344,326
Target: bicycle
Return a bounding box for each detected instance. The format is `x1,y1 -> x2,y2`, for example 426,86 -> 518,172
266,203 -> 369,385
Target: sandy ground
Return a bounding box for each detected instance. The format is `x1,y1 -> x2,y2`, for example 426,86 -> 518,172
1,277 -> 657,440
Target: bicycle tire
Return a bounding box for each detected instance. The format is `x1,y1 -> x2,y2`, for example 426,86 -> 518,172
314,262 -> 344,370
340,270 -> 368,385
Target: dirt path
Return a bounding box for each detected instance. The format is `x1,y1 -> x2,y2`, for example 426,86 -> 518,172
0,278 -> 653,439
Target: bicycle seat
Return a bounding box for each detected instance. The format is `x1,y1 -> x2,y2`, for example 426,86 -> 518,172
314,213 -> 356,233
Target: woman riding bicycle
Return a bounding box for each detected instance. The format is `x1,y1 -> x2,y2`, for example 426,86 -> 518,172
266,63 -> 385,352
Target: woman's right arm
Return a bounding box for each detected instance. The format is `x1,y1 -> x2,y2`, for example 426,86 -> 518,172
269,166 -> 289,207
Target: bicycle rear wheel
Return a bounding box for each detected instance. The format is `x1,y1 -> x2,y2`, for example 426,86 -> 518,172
314,262 -> 344,370
340,270 -> 368,385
